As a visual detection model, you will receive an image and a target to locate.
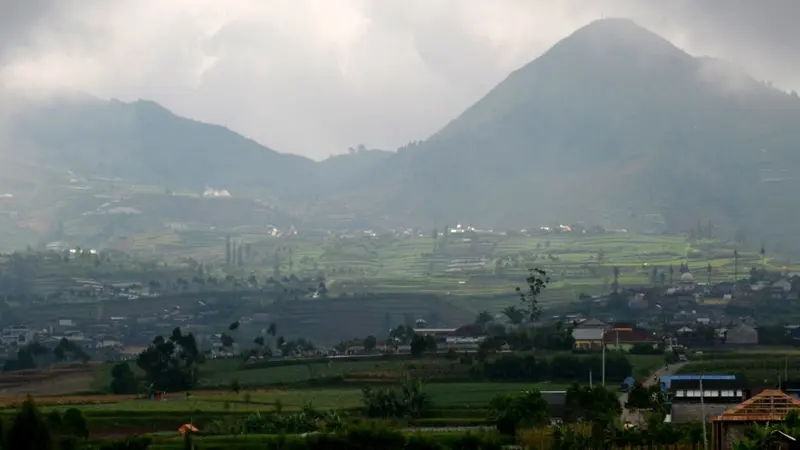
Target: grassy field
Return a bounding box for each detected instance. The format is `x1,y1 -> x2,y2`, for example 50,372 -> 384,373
86,352 -> 664,394
31,382 -> 568,415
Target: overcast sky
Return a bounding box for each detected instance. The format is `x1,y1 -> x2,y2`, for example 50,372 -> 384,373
0,0 -> 796,159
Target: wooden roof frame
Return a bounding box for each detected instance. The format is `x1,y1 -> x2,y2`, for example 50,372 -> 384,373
712,390 -> 800,422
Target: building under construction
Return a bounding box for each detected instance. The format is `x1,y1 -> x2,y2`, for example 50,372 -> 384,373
712,389 -> 800,449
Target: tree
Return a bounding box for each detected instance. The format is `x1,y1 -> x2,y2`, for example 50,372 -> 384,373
363,335 -> 377,352
54,338 -> 89,364
6,396 -> 52,450
625,382 -> 665,414
276,336 -> 287,355
110,362 -> 138,394
612,266 -> 620,293
515,268 -> 549,322
502,306 -> 526,326
564,385 -> 621,423
707,262 -> 713,285
220,333 -> 235,349
266,322 -> 278,351
488,390 -> 549,436
410,334 -> 433,357
136,328 -> 203,392
669,264 -> 675,284
62,408 -> 89,439
389,325 -> 414,345
475,310 -> 494,327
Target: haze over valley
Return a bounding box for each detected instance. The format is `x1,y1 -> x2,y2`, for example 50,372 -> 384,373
1,7 -> 800,445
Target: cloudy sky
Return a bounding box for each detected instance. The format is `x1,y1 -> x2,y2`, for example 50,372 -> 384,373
0,0 -> 795,159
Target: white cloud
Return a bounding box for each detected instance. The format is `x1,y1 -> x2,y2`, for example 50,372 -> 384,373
0,0 -> 795,159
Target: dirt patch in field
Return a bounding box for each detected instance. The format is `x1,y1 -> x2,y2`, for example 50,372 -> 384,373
0,364 -> 98,396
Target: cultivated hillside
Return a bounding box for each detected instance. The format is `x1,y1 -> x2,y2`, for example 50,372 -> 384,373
3,93 -> 320,197
336,18 -> 800,248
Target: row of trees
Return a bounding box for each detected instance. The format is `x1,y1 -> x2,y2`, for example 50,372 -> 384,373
3,338 -> 89,373
474,353 -> 633,382
0,396 -> 89,450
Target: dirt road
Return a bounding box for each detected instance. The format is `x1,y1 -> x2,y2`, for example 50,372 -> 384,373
619,362 -> 687,425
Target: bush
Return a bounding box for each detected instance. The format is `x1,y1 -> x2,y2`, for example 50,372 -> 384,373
341,423 -> 405,450
488,391 -> 549,436
362,375 -> 432,418
405,434 -> 448,450
62,408 -> 89,439
98,436 -> 152,450
629,343 -> 662,355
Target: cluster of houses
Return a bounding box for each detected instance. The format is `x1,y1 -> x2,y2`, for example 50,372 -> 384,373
568,316 -> 760,351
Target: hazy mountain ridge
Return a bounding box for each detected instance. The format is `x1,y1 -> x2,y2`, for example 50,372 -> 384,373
331,19 -> 800,249
5,19 -> 800,249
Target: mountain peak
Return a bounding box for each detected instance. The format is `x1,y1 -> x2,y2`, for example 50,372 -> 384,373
546,17 -> 686,62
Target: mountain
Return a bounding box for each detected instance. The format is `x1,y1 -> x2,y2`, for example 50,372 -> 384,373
0,91 -> 397,246
334,18 -> 800,247
3,92 -> 317,198
316,148 -> 393,188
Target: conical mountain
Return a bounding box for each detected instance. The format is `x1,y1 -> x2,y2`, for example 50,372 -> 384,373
338,18 -> 800,247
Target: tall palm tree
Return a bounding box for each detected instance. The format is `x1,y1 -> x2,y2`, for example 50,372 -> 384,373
502,306 -> 526,325
267,323 -> 278,352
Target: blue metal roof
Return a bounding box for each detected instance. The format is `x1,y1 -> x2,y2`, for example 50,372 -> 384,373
659,374 -> 737,390
664,375 -> 736,381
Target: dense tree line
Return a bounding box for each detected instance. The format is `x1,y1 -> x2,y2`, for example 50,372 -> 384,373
473,353 -> 632,382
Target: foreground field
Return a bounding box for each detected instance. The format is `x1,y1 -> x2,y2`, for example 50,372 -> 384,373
28,382 -> 563,414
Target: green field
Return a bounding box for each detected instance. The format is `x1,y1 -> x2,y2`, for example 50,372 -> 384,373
678,348 -> 800,383
0,230 -> 783,346
6,231 -> 776,310
89,353 -> 664,394
37,382 -> 567,415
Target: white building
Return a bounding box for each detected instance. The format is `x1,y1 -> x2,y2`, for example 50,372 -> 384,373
0,326 -> 36,345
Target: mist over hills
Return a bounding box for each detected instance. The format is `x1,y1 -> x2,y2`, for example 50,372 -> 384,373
334,19 -> 800,248
3,18 -> 800,249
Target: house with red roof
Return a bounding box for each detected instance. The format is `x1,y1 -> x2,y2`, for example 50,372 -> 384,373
604,328 -> 660,352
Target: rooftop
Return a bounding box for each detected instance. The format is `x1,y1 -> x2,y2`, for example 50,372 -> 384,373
712,389 -> 800,422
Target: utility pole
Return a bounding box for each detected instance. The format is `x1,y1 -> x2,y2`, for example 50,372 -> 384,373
589,370 -> 593,388
602,336 -> 606,387
700,374 -> 708,450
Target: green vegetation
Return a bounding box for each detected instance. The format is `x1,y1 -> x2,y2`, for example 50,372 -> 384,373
678,348 -> 800,384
